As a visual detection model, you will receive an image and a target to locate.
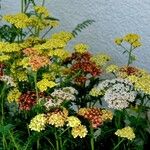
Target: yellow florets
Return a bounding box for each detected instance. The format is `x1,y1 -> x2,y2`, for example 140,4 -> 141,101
29,114 -> 47,132
7,88 -> 21,103
74,43 -> 89,54
47,108 -> 68,127
114,38 -> 123,45
67,116 -> 81,127
4,13 -> 30,28
16,71 -> 28,82
0,43 -> 21,53
101,109 -> 113,121
51,49 -> 70,60
106,64 -> 119,73
115,126 -> 135,141
89,87 -> 103,97
0,55 -> 11,62
90,53 -> 111,66
37,79 -> 57,92
42,73 -> 55,81
71,125 -> 88,138
51,31 -> 73,43
34,6 -> 49,17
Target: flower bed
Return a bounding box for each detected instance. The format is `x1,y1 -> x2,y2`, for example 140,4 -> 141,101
0,1 -> 150,150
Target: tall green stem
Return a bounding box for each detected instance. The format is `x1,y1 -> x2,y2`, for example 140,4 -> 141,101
55,131 -> 59,150
113,138 -> 124,150
90,126 -> 94,150
33,71 -> 39,101
127,45 -> 132,66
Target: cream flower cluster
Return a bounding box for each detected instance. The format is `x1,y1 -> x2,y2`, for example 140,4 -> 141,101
98,78 -> 136,110
44,87 -> 77,109
0,75 -> 16,87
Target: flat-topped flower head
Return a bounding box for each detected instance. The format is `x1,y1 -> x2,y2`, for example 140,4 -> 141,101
115,126 -> 135,141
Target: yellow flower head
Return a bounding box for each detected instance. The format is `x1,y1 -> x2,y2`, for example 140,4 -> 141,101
115,126 -> 135,141
7,88 -> 21,103
67,116 -> 81,127
47,108 -> 68,127
4,13 -> 30,28
124,33 -> 140,44
37,79 -> 57,92
34,6 -> 49,17
71,125 -> 88,138
106,64 -> 119,73
89,87 -> 103,97
51,31 -> 73,43
114,38 -> 123,45
101,109 -> 113,121
74,43 -> 89,54
90,53 -> 111,66
0,55 -> 11,62
29,114 -> 47,132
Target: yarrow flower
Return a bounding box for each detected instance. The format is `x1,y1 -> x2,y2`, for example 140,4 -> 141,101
29,114 -> 47,132
106,64 -> 119,73
29,55 -> 50,71
0,75 -> 16,87
97,78 -> 136,110
34,6 -> 49,17
7,88 -> 21,103
90,53 -> 111,66
71,125 -> 88,138
67,116 -> 81,127
115,126 -> 135,141
74,43 -> 89,54
47,108 -> 68,127
78,108 -> 103,128
37,79 -> 57,92
89,87 -> 103,97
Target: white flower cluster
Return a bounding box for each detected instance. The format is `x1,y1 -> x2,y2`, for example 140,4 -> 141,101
44,87 -> 77,109
98,78 -> 136,110
0,75 -> 16,87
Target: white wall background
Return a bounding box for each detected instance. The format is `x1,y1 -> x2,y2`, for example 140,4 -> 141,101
1,0 -> 150,71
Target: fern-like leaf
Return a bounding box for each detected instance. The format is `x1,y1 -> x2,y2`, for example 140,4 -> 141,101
72,19 -> 95,37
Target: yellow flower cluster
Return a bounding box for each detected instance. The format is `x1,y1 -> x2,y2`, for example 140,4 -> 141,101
115,33 -> 141,48
71,125 -> 88,138
115,126 -> 135,141
34,6 -> 49,17
90,53 -> 111,66
74,43 -> 89,54
106,64 -> 119,73
0,42 -> 21,53
0,55 -> 11,62
47,108 -> 68,127
128,74 -> 150,95
7,88 -> 21,103
67,116 -> 81,127
89,87 -> 103,97
16,71 -> 28,82
50,49 -> 70,60
37,79 -> 57,92
101,109 -> 113,121
4,13 -> 30,28
29,114 -> 47,132
42,73 -> 55,81
35,39 -> 66,53
51,31 -> 73,43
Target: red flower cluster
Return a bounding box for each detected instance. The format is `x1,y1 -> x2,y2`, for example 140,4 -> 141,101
65,52 -> 102,85
119,66 -> 140,76
79,108 -> 103,129
0,63 -> 4,76
19,91 -> 44,110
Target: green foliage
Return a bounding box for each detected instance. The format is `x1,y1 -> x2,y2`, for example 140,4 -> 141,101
72,19 -> 95,37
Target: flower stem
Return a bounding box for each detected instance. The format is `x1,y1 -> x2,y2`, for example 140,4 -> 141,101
127,45 -> 132,66
113,138 -> 124,150
33,71 -> 39,101
55,132 -> 59,150
90,126 -> 94,150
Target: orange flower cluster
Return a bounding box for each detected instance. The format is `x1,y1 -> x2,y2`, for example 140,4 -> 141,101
23,48 -> 37,56
29,55 -> 50,71
78,108 -> 103,129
